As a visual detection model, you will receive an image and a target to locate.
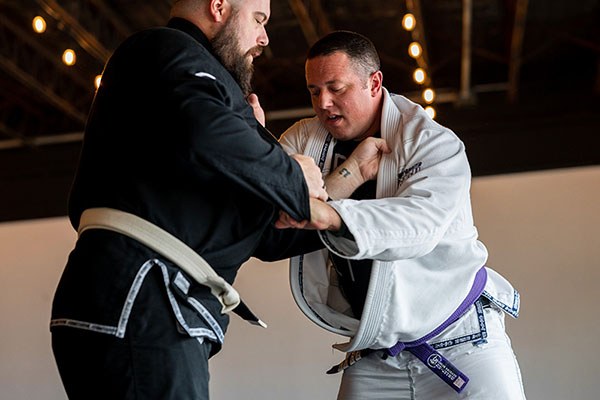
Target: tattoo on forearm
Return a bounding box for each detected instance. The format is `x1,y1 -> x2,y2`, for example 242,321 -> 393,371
339,167 -> 351,178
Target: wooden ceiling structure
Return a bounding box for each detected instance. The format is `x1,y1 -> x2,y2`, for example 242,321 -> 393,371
0,0 -> 599,222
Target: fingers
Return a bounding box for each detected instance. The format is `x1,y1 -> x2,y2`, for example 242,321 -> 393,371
374,137 -> 391,154
247,93 -> 265,126
352,137 -> 389,161
362,137 -> 390,155
313,186 -> 329,202
291,154 -> 326,200
275,211 -> 307,229
274,211 -> 291,229
275,199 -> 341,231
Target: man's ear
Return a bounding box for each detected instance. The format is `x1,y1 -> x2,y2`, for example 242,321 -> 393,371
370,70 -> 383,96
209,0 -> 228,22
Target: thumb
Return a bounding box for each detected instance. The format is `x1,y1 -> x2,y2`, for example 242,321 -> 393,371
376,138 -> 392,154
247,93 -> 260,108
247,93 -> 266,126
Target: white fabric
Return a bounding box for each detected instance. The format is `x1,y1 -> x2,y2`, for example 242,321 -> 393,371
78,207 -> 240,313
337,305 -> 526,400
282,90 -> 519,352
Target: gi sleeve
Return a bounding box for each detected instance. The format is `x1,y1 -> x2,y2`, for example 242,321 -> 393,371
320,128 -> 472,261
253,227 -> 324,261
252,120 -> 325,261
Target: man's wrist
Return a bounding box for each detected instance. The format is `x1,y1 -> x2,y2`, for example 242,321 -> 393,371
325,158 -> 364,200
330,220 -> 348,237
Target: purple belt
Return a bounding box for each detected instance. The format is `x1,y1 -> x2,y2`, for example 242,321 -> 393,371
327,267 -> 488,394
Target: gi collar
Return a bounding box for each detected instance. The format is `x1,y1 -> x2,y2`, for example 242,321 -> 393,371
167,17 -> 215,57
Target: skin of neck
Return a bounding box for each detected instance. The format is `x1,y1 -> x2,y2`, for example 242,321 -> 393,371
170,0 -> 232,41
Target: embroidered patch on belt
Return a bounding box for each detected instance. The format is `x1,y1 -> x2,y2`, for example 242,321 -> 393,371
398,162 -> 423,185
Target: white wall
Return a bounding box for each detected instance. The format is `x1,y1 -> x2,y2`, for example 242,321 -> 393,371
0,217 -> 76,400
0,165 -> 598,399
470,166 -> 600,400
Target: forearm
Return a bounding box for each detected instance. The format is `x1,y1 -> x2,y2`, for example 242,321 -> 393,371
325,157 -> 366,200
325,136 -> 390,200
274,197 -> 343,231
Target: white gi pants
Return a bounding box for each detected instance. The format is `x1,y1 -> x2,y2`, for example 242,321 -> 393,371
337,303 -> 526,400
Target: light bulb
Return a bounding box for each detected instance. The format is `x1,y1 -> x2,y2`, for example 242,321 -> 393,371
402,14 -> 416,31
62,49 -> 76,66
413,68 -> 426,84
94,75 -> 102,89
32,16 -> 46,33
409,42 -> 422,58
423,88 -> 435,103
425,106 -> 436,119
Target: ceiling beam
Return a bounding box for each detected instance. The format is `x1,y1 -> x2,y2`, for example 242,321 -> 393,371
458,0 -> 474,104
36,0 -> 112,63
0,54 -> 87,124
288,0 -> 319,46
507,0 -> 529,103
405,0 -> 432,69
0,13 -> 91,91
0,131 -> 83,150
0,120 -> 30,148
88,0 -> 133,38
309,0 -> 332,36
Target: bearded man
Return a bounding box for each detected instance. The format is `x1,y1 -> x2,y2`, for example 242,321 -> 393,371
50,1 -> 327,399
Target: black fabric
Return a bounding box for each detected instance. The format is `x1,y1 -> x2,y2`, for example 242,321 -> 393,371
52,17 -> 311,360
328,136 -> 379,318
253,226 -> 324,261
52,266 -> 212,400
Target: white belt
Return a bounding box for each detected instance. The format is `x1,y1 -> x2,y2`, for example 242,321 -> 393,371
78,207 -> 240,314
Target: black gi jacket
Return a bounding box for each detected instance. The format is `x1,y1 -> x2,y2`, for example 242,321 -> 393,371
51,18 -> 315,353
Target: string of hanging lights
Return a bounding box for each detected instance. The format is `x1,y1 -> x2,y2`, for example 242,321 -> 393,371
402,2 -> 436,119
30,14 -> 102,91
31,4 -> 437,110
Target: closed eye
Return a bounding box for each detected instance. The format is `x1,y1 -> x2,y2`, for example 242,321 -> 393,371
254,12 -> 268,26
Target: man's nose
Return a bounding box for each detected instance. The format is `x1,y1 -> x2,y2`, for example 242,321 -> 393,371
258,26 -> 269,47
316,91 -> 333,109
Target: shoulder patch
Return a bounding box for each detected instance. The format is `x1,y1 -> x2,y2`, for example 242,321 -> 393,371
194,71 -> 216,80
398,162 -> 423,185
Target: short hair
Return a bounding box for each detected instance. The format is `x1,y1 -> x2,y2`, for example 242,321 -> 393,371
307,31 -> 381,78
227,0 -> 242,9
172,0 -> 241,11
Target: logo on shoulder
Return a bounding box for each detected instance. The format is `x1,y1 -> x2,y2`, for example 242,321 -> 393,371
398,162 -> 422,185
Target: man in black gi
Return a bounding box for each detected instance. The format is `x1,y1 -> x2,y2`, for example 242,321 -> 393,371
50,1 -> 327,398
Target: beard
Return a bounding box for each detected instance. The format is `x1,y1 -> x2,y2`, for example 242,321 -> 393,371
211,14 -> 262,96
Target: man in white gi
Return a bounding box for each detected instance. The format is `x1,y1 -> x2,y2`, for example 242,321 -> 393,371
276,31 -> 527,399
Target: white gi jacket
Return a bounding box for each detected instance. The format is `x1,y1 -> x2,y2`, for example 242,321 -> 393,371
280,89 -> 519,353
